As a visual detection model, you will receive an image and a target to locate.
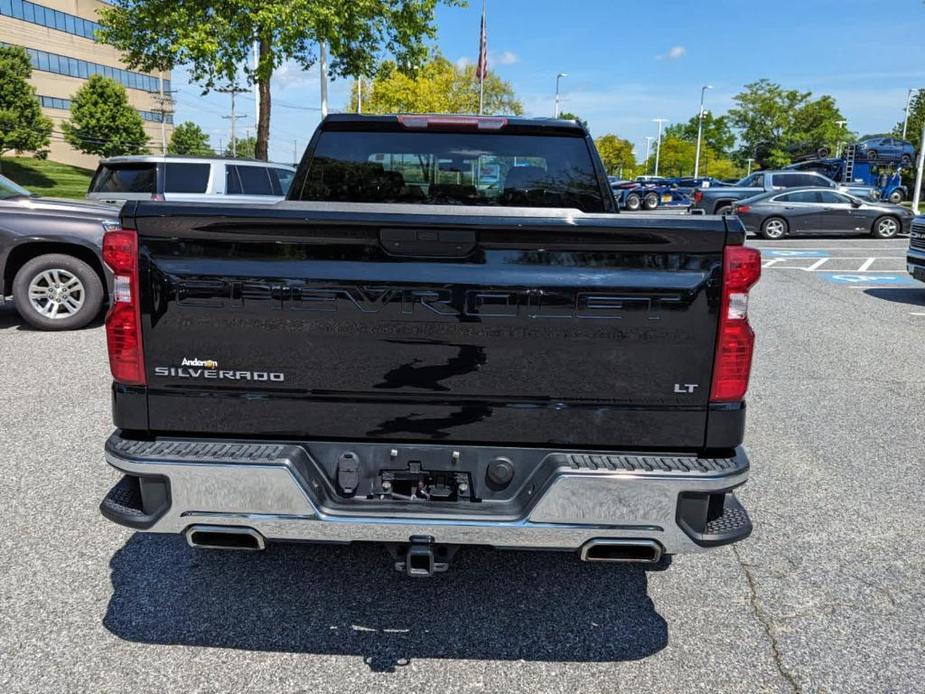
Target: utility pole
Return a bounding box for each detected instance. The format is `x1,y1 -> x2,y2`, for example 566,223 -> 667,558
218,85 -> 248,158
902,88 -> 916,140
356,76 -> 362,113
644,136 -> 654,174
320,41 -> 329,119
293,139 -> 298,165
913,119 -> 925,214
694,85 -> 712,179
554,73 -> 567,118
746,158 -> 754,175
653,118 -> 668,177
153,73 -> 176,155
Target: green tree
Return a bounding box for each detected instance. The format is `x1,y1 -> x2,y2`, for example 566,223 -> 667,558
643,137 -> 740,179
0,45 -> 53,159
558,111 -> 588,130
62,75 -> 148,157
728,79 -> 849,167
664,112 -> 735,158
648,137 -> 697,177
223,136 -> 257,159
168,121 -> 214,156
352,55 -> 523,116
99,0 -> 461,162
894,89 -> 925,151
594,134 -> 635,175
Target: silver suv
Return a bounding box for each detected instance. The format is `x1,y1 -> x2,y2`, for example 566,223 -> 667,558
87,156 -> 296,206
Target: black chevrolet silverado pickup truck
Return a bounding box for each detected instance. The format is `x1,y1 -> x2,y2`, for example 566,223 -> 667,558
99,114 -> 760,576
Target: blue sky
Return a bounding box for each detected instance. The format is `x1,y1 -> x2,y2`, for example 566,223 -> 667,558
172,0 -> 925,163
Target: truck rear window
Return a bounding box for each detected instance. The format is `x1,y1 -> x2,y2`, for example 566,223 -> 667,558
294,131 -> 606,212
90,163 -> 156,193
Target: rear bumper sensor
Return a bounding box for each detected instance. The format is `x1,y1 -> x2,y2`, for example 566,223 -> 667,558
102,432 -> 752,555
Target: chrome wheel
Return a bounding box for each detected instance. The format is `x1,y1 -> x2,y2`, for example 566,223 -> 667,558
763,218 -> 787,239
27,269 -> 85,320
875,217 -> 898,238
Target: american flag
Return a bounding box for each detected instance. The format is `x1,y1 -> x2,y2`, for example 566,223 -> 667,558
476,1 -> 488,82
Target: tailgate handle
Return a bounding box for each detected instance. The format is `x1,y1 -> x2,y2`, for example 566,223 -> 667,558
380,228 -> 477,258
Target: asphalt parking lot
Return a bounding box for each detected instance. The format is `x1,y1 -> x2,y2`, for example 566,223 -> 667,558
1,235 -> 923,693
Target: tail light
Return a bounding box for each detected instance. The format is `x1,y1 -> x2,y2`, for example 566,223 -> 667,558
102,229 -> 145,385
710,245 -> 761,402
735,204 -> 750,214
693,190 -> 703,203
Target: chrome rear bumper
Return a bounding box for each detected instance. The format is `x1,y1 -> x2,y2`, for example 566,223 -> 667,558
101,433 -> 752,555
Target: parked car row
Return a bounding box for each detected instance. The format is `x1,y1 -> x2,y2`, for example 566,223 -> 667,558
1,156 -> 297,331
732,188 -> 914,239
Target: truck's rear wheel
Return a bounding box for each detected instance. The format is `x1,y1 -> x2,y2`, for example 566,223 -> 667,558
888,190 -> 904,204
12,254 -> 103,331
643,192 -> 659,210
624,193 -> 641,211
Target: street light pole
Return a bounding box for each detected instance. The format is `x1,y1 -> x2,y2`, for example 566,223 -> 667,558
835,120 -> 848,158
554,73 -> 567,118
320,40 -> 329,118
644,137 -> 654,174
653,118 -> 668,177
913,119 -> 925,214
746,158 -> 754,175
693,85 -> 712,179
902,88 -> 915,140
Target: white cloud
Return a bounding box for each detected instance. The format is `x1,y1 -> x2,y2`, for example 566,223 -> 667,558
275,60 -> 317,88
656,46 -> 686,61
493,50 -> 519,66
455,50 -> 518,70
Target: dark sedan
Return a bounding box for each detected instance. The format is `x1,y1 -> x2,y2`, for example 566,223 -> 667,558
854,136 -> 916,166
732,187 -> 915,240
0,174 -> 119,330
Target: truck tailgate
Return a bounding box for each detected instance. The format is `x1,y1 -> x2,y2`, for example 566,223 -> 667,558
130,203 -> 732,448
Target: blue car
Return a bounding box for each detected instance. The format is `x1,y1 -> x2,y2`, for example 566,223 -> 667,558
855,136 -> 916,166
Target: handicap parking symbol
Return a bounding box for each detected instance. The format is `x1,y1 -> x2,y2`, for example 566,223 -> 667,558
760,249 -> 830,258
818,273 -> 916,285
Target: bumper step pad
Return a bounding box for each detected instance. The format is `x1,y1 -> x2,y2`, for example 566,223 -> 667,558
100,475 -> 145,519
568,453 -> 741,475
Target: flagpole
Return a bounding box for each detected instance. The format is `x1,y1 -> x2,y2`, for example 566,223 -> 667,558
478,0 -> 486,115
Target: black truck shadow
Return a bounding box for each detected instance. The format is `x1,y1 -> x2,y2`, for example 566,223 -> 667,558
104,535 -> 669,671
864,287 -> 925,307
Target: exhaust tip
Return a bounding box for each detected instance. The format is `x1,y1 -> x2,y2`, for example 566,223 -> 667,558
185,525 -> 265,551
580,539 -> 662,564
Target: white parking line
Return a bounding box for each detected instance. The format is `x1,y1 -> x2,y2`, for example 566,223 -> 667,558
765,256 -> 907,272
806,258 -> 829,271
